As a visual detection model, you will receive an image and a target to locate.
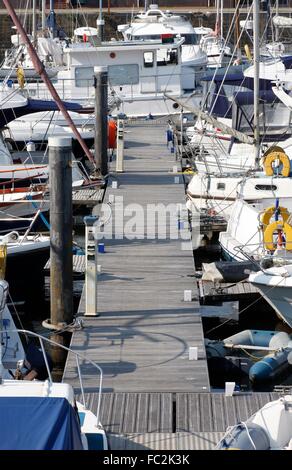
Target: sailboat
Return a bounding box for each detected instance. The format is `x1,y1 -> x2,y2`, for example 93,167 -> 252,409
0,328 -> 108,449
184,3 -> 292,222
199,0 -> 233,68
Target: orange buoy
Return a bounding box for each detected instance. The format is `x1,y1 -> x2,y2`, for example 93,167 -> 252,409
108,119 -> 117,149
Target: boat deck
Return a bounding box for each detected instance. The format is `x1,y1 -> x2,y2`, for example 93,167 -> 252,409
64,122 -> 209,393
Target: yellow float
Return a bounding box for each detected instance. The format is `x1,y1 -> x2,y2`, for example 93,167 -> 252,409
260,205 -> 290,227
262,146 -> 291,177
263,219 -> 292,251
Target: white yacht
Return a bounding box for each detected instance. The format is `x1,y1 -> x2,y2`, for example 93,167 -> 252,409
117,4 -> 208,82
21,31 -> 203,117
249,264 -> 292,329
186,140 -> 292,220
0,279 -> 25,374
0,328 -> 107,449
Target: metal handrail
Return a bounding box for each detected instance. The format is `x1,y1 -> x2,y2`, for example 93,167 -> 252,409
0,328 -> 103,428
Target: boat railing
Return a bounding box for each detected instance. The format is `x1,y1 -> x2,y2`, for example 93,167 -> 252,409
0,328 -> 103,428
3,66 -> 204,103
234,242 -> 292,270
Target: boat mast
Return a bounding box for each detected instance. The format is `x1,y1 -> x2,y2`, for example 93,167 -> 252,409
253,0 -> 260,167
220,0 -> 223,39
97,0 -> 104,41
275,0 -> 279,41
2,0 -> 97,169
215,0 -> 220,35
32,0 -> 37,45
48,0 -> 56,37
41,0 -> 46,31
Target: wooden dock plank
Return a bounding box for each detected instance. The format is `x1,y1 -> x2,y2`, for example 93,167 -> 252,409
76,391 -> 279,440
198,280 -> 259,304
176,392 -> 280,433
64,123 -> 210,393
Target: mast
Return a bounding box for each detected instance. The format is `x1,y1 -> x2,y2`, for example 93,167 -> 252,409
2,0 -> 97,169
220,0 -> 223,39
234,0 -> 240,59
48,0 -> 56,37
275,0 -> 279,41
32,0 -> 37,45
97,0 -> 104,41
215,0 -> 220,35
253,0 -> 260,167
41,0 -> 46,31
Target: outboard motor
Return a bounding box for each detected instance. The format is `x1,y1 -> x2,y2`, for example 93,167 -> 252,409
14,341 -> 53,380
217,423 -> 270,450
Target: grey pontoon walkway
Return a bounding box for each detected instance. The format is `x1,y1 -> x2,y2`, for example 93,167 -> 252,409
64,122 -> 209,393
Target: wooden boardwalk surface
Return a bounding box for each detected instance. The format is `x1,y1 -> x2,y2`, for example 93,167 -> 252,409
75,391 -> 279,450
198,280 -> 259,305
64,123 -> 210,393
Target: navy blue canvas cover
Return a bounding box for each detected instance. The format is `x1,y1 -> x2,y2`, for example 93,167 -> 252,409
0,396 -> 83,450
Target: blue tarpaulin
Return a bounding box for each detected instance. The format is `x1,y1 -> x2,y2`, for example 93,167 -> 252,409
0,397 -> 83,450
0,98 -> 82,129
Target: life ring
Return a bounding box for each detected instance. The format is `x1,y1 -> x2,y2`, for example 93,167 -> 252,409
260,205 -> 290,227
262,146 -> 290,177
263,220 -> 292,251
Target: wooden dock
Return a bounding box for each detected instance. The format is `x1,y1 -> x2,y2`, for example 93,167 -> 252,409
62,123 -> 281,450
64,122 -> 210,394
75,391 -> 279,450
198,280 -> 260,305
72,187 -> 104,206
44,254 -> 85,278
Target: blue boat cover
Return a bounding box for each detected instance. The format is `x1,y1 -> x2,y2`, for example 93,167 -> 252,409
0,98 -> 83,129
0,397 -> 83,450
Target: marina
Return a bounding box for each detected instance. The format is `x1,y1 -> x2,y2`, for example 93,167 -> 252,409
1,0 -> 292,454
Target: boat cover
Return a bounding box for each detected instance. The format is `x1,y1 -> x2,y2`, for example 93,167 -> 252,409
0,98 -> 82,129
0,396 -> 83,450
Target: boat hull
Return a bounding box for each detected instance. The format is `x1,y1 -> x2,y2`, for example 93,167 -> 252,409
250,282 -> 292,328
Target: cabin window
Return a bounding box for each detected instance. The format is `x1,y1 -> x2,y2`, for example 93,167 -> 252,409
144,51 -> 154,68
255,184 -> 277,191
217,183 -> 226,190
108,64 -> 139,86
157,49 -> 178,66
75,66 -> 94,88
183,33 -> 199,45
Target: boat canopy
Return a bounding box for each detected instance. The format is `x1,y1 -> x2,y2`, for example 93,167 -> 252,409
234,90 -> 277,106
0,396 -> 83,450
273,15 -> 292,28
0,98 -> 82,129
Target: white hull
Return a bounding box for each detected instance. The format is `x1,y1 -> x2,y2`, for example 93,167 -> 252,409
187,173 -> 292,220
249,265 -> 292,328
252,282 -> 292,328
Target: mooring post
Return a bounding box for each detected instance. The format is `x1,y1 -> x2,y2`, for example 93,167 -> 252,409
94,66 -> 108,176
116,118 -> 125,172
46,136 -> 73,363
84,215 -> 99,316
